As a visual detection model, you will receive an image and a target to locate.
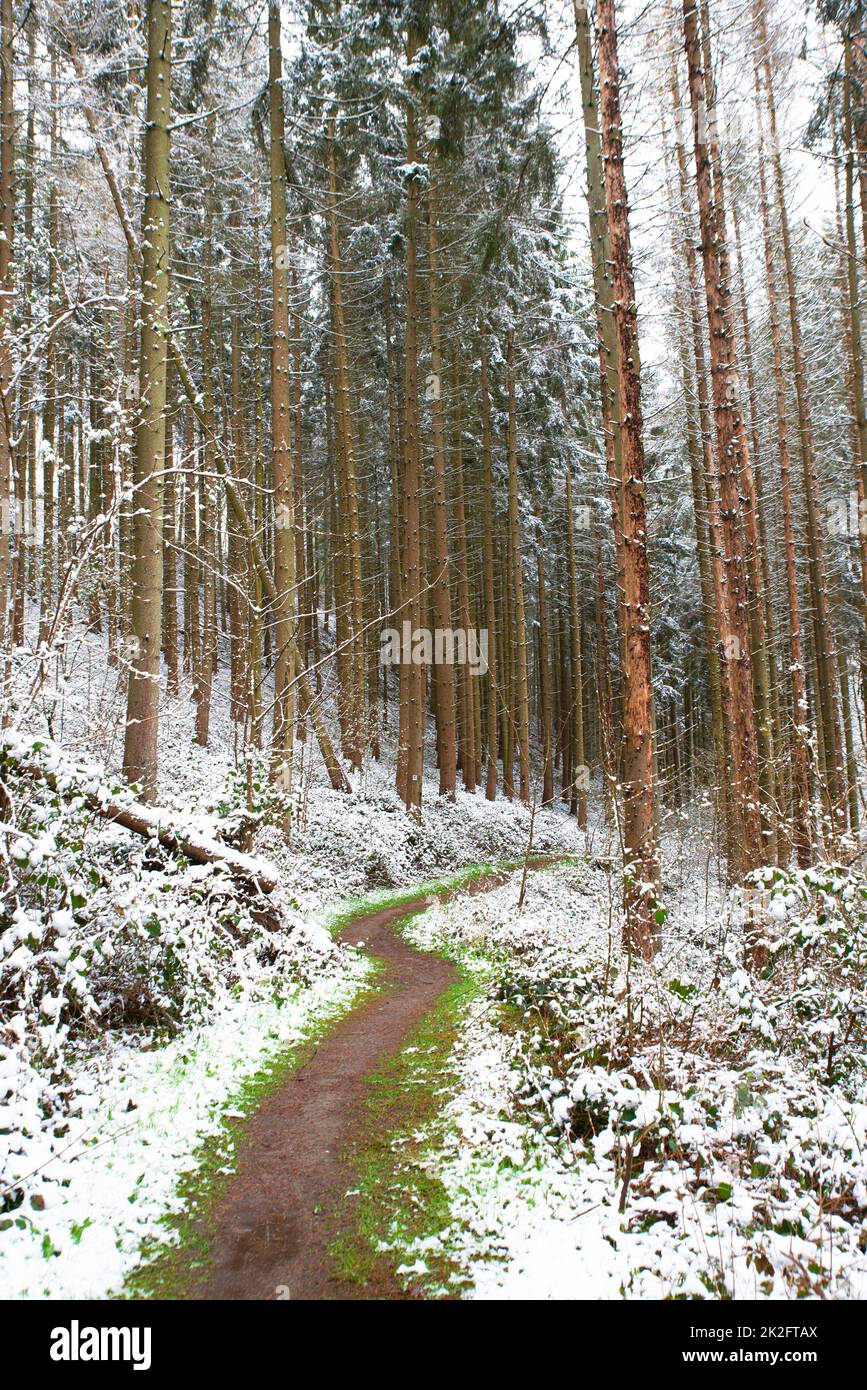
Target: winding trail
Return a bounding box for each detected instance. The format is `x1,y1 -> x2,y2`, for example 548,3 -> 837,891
194,864 -> 546,1301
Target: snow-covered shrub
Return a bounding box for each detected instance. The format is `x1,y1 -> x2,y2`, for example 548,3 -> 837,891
741,865 -> 867,1082
412,864 -> 867,1297
0,736 -> 319,1048
217,754 -> 297,846
0,733 -> 350,1225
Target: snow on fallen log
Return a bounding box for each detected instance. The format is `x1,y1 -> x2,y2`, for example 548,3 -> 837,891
89,797 -> 279,893
0,733 -> 279,894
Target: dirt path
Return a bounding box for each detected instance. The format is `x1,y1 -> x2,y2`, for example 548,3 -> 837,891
195,865 -> 542,1301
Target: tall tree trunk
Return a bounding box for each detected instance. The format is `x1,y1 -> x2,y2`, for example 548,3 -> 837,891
839,656 -> 860,835
23,19 -> 36,567
268,0 -> 296,792
0,0 -> 14,648
162,362 -> 179,696
384,275 -> 402,630
565,463 -> 587,827
729,198 -> 777,859
573,0 -> 627,800
537,548 -> 554,805
683,0 -> 763,882
183,408 -> 199,682
594,530 -> 616,823
451,354 -> 477,792
122,0 -> 170,801
426,154 -> 456,798
39,56 -> 60,649
750,22 -> 812,865
596,0 -> 659,956
229,278 -> 247,726
505,331 -> 530,803
666,44 -> 734,854
326,118 -> 365,768
195,125 -> 217,748
291,267 -> 313,721
754,0 -> 844,838
480,327 -> 498,801
842,33 -> 867,750
397,30 -> 424,814
696,0 -> 775,851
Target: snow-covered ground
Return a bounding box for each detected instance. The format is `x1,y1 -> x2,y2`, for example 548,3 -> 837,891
0,947 -> 368,1299
0,625 -> 584,1298
397,860 -> 867,1299
4,623 -> 865,1302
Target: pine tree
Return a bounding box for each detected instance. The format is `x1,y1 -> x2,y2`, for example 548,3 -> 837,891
122,0 -> 171,801
595,0 -> 659,955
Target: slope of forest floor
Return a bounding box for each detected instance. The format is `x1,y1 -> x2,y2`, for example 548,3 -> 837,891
380,861 -> 867,1299
3,629 -> 867,1300
0,630 -> 584,1298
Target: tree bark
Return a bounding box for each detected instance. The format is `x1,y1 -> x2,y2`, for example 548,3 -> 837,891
596,0 -> 659,955
537,548 -> 554,805
506,330 -> 531,803
397,29 -> 424,815
0,0 -> 14,647
565,463 -> 587,827
326,120 -> 365,769
682,0 -> 763,881
426,156 -> 457,798
480,327 -> 498,801
122,0 -> 170,802
268,1 -> 296,793
754,0 -> 844,839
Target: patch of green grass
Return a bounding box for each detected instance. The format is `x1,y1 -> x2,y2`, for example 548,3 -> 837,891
322,865 -> 497,936
122,966 -> 386,1301
329,943 -> 493,1298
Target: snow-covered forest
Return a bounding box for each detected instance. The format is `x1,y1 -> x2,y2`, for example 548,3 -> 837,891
1,0 -> 867,1314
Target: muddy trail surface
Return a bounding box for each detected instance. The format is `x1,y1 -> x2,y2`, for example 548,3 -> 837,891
194,861 -> 555,1301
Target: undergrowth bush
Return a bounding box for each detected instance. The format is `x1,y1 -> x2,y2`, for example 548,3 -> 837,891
438,863 -> 867,1296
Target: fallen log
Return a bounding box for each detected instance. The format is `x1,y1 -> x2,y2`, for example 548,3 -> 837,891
1,748 -> 279,893
91,794 -> 279,893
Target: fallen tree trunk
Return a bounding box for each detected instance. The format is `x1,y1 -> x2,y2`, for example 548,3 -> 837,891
92,794 -> 279,893
3,754 -> 279,893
